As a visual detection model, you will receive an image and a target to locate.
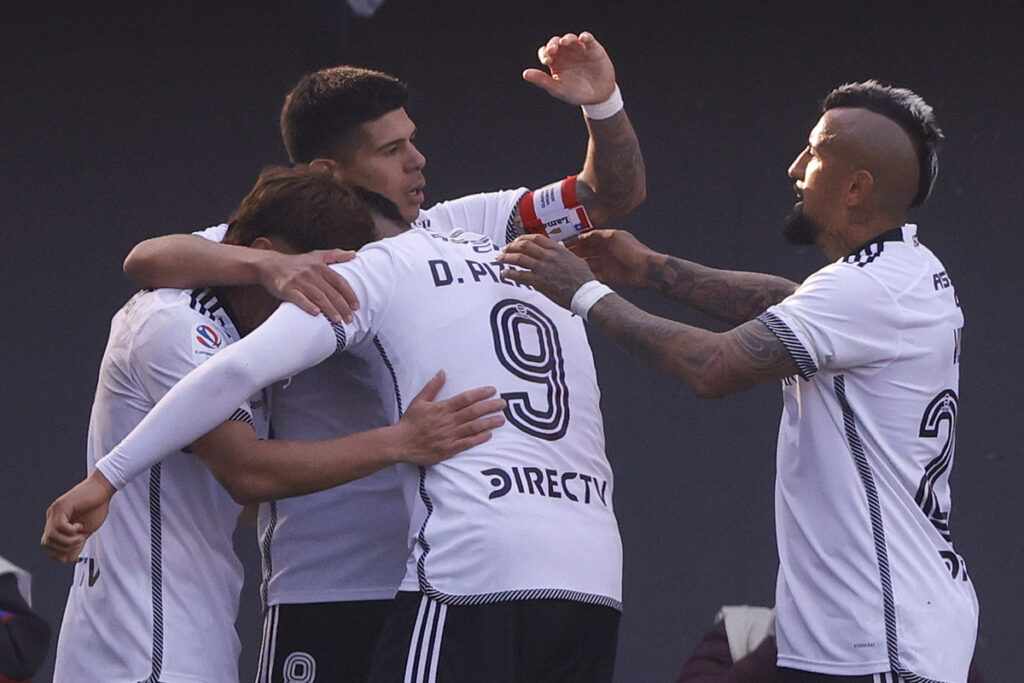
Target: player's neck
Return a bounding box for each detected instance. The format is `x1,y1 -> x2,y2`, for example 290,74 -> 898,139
217,285 -> 278,337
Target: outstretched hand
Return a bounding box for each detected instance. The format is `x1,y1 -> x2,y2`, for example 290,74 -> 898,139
569,229 -> 656,288
496,234 -> 598,309
41,470 -> 117,563
523,31 -> 616,105
395,371 -> 507,466
257,249 -> 360,324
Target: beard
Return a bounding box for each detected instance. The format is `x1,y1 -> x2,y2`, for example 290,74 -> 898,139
782,205 -> 823,246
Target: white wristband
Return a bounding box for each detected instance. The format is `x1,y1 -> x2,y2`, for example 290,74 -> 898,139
570,280 -> 614,321
582,84 -> 623,120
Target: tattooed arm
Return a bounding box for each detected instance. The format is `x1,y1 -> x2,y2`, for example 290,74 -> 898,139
585,297 -> 797,397
522,32 -> 646,225
572,230 -> 798,325
498,234 -> 798,397
573,109 -> 646,225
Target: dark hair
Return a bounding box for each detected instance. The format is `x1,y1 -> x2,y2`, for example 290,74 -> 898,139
281,66 -> 410,163
823,80 -> 943,207
352,185 -> 407,223
224,165 -> 376,252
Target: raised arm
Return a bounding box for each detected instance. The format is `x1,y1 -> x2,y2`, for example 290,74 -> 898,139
523,31 -> 646,225
498,234 -> 798,398
571,230 -> 798,326
124,232 -> 359,323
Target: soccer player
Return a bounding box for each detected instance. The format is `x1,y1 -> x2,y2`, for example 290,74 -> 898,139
42,167 -> 505,683
59,175 -> 625,681
499,81 -> 978,682
122,31 -> 645,681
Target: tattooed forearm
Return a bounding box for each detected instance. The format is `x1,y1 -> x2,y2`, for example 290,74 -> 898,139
588,295 -> 796,398
645,255 -> 798,325
578,112 -> 646,224
725,320 -> 799,380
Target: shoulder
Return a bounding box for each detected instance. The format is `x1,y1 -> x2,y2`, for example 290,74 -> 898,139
789,259 -> 895,311
129,288 -> 235,365
414,189 -> 529,229
836,224 -> 939,292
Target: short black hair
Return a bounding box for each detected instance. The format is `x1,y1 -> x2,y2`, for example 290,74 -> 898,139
224,165 -> 376,252
281,66 -> 410,163
823,80 -> 943,207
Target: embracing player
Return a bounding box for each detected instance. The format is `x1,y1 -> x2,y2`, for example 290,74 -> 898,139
119,30 -> 644,681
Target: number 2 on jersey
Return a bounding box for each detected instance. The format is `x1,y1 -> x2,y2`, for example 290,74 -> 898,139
916,389 -> 957,542
490,300 -> 570,440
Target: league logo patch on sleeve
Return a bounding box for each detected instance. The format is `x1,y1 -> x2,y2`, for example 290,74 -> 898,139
191,324 -> 223,363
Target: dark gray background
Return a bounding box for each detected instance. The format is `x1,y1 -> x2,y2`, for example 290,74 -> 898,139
3,2 -> 1021,681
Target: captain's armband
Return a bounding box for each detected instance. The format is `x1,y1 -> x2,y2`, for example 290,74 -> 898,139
518,176 -> 593,243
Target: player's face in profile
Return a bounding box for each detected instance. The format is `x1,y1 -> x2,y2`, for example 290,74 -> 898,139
784,112 -> 849,246
337,108 -> 427,223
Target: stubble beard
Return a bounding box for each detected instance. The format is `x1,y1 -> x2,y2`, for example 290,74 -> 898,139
782,206 -> 823,246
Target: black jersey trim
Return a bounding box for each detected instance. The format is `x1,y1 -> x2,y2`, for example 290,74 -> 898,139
136,464 -> 165,683
332,321 -> 348,354
421,583 -> 622,611
834,375 -> 942,683
505,189 -> 530,244
374,336 -> 403,417
188,287 -> 234,330
259,501 -> 279,614
843,227 -> 905,268
505,204 -> 520,245
757,312 -> 818,380
228,407 -> 254,426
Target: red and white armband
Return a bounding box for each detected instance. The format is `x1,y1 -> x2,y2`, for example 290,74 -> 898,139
518,176 -> 593,242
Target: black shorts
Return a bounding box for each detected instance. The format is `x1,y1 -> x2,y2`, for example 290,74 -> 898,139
366,591 -> 620,683
255,599 -> 393,683
780,669 -> 902,683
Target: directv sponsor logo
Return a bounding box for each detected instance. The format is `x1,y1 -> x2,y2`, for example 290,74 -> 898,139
482,466 -> 610,506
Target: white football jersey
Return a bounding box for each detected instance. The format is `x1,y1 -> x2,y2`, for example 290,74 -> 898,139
758,225 -> 977,680
200,190 -> 530,607
330,227 -> 622,608
56,288 -> 267,683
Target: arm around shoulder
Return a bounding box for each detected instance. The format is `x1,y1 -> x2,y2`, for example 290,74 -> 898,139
123,233 -> 267,289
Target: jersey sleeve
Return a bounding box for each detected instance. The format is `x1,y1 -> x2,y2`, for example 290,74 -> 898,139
94,303 -> 338,489
133,309 -> 259,430
193,223 -> 228,242
417,189 -> 527,245
326,242 -> 398,351
757,264 -> 902,379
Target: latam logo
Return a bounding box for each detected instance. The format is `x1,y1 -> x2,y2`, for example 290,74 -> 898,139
195,324 -> 221,349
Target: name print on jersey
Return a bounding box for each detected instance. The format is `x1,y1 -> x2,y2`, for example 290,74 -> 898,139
482,466 -> 610,505
428,258 -> 534,291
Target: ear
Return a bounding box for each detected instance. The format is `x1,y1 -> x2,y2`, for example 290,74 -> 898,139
846,169 -> 874,207
251,235 -> 298,254
249,236 -> 276,251
309,158 -> 345,182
